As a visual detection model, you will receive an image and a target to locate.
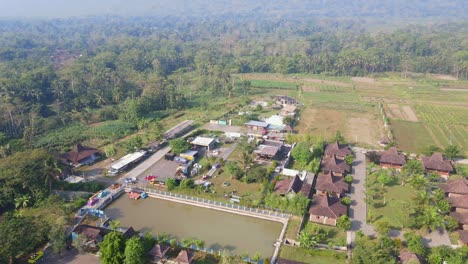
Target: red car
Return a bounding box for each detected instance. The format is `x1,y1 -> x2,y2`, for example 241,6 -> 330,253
145,175 -> 157,181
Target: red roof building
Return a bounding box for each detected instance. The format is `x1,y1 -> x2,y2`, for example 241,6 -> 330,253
439,178 -> 468,197
315,172 -> 349,197
309,195 -> 347,226
175,250 -> 194,264
274,175 -> 312,198
458,230 -> 468,246
379,147 -> 406,170
61,143 -> 100,167
148,244 -> 170,262
321,155 -> 351,176
422,153 -> 453,177
324,141 -> 352,160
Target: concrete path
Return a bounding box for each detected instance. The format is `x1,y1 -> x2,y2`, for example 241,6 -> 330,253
348,147 -> 375,240
123,145 -> 171,180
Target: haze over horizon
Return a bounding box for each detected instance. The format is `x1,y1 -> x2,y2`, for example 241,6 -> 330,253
0,0 -> 466,19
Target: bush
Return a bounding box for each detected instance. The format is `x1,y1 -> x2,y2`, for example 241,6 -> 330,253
225,161 -> 243,179
55,181 -> 104,193
341,196 -> 351,206
180,179 -> 195,189
166,178 -> 178,191
344,175 -> 354,184
337,215 -> 351,231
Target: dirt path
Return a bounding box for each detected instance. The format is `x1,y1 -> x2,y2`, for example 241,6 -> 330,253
402,105 -> 418,122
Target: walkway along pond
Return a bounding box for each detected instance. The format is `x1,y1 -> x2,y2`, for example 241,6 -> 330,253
105,187 -> 289,260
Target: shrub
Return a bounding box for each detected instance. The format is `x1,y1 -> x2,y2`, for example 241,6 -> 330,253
337,215 -> 351,231
344,175 -> 354,184
341,196 -> 351,206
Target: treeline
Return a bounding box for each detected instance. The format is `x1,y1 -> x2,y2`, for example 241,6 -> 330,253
0,17 -> 467,141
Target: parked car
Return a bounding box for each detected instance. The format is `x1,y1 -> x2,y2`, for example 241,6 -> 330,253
125,177 -> 137,184
28,251 -> 44,264
98,190 -> 109,199
145,175 -> 157,181
111,182 -> 121,189
212,163 -> 220,169
274,166 -> 282,173
87,198 -> 99,206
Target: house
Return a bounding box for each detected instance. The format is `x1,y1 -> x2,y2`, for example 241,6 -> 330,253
280,104 -> 297,117
315,172 -> 349,197
191,137 -> 216,150
458,230 -> 468,246
321,155 -> 350,176
422,153 -> 453,177
254,140 -> 283,160
324,141 -> 352,160
379,147 -> 406,170
276,258 -> 306,264
447,196 -> 468,213
72,225 -> 109,248
309,195 -> 347,226
439,178 -> 468,197
398,249 -> 421,264
450,212 -> 468,230
379,136 -> 391,146
175,249 -> 194,264
148,244 -> 170,263
275,95 -> 299,106
274,175 -> 312,198
123,226 -> 139,238
245,120 -> 269,132
62,143 -> 100,167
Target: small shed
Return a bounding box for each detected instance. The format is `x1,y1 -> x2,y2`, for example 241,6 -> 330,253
180,150 -> 198,161
191,137 -> 216,150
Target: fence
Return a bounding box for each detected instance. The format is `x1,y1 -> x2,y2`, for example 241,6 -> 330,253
129,186 -> 290,219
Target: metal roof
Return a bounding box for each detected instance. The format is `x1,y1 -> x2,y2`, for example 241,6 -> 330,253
110,151 -> 146,171
191,137 -> 215,147
245,120 -> 269,127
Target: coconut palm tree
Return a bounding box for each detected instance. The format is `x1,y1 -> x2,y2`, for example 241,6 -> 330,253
14,194 -> 31,209
44,157 -> 62,193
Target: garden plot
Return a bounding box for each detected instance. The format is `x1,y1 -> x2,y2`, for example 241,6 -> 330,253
386,104 -> 418,122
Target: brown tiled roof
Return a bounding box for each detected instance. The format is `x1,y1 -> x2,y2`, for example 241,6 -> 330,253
447,196 -> 468,209
315,172 -> 349,194
274,175 -> 310,197
276,258 -> 306,264
324,141 -> 352,157
399,249 -> 421,263
450,212 -> 468,224
458,230 -> 468,244
175,250 -> 194,264
254,145 -> 280,157
73,225 -> 102,241
123,226 -> 139,238
321,155 -> 350,174
309,194 -> 347,219
439,179 -> 468,195
149,244 -> 170,258
380,136 -> 391,145
422,153 -> 453,172
380,147 -> 406,166
62,143 -> 100,163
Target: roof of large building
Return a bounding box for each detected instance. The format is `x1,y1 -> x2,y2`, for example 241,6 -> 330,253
315,172 -> 349,194
123,226 -> 139,238
321,155 -> 350,174
324,141 -> 352,157
458,230 -> 468,244
254,145 -> 280,157
450,212 -> 468,224
265,115 -> 284,126
245,120 -> 269,128
62,143 -> 100,163
447,196 -> 468,209
175,250 -> 194,264
439,178 -> 468,195
148,244 -> 170,258
191,137 -> 215,147
422,153 -> 453,172
309,194 -> 347,219
74,225 -> 106,241
380,147 -> 406,166
274,175 -> 311,197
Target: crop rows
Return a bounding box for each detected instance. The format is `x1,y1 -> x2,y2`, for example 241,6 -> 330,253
318,84 -> 348,93
416,105 -> 468,125
424,123 -> 468,150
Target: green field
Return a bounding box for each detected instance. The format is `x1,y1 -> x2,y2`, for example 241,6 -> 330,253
248,79 -> 298,89
279,246 -> 346,264
391,120 -> 436,153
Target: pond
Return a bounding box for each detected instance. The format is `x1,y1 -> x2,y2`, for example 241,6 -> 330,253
105,196 -> 282,258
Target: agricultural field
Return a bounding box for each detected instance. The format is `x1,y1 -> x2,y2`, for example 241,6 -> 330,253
279,246 -> 346,264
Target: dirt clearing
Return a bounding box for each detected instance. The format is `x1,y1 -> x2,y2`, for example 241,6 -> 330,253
431,74 -> 458,81
351,77 -> 376,83
346,116 -> 380,146
296,108 -> 346,136
385,104 -> 418,122
402,106 -> 418,121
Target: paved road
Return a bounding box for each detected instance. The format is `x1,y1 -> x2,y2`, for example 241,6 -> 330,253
123,145 -> 171,181
349,147 -> 375,240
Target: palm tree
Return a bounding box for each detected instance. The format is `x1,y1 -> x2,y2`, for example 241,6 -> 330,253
44,157 -> 62,193
14,194 -> 30,209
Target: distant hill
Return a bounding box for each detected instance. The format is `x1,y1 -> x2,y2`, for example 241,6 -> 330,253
1,0 -> 466,20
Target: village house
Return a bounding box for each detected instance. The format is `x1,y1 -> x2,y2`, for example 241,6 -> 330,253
245,120 -> 269,137
72,225 -> 109,248
439,178 -> 468,197
61,143 -> 100,167
447,196 -> 468,213
450,212 -> 468,230
275,95 -> 299,106
274,175 -> 312,198
379,147 -> 406,170
254,139 -> 283,161
458,230 -> 468,246
321,155 -> 350,176
308,194 -> 347,226
315,172 -> 349,197
175,249 -> 194,264
280,104 -> 297,117
398,249 -> 421,264
379,136 -> 391,147
324,141 -> 352,160
190,136 -> 216,151
148,243 -> 170,263
422,152 -> 453,177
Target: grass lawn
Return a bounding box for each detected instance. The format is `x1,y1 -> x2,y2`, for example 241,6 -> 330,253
449,231 -> 460,245
279,246 -> 346,264
285,217 -> 302,239
302,222 -> 348,246
368,183 -> 417,228
391,119 -> 435,153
